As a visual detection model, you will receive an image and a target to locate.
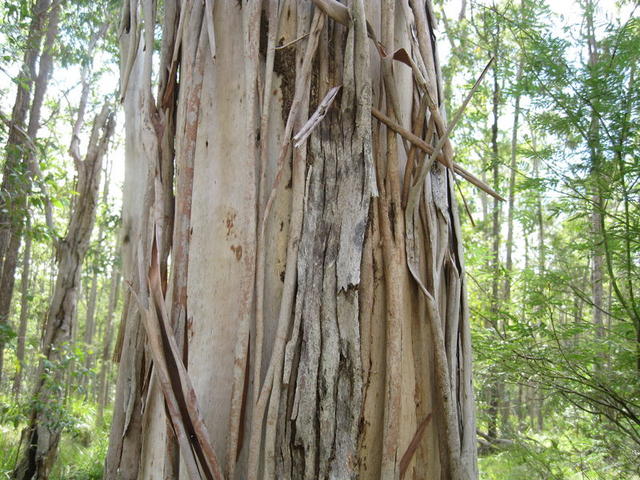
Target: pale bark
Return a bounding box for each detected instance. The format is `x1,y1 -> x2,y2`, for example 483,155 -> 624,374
533,146 -> 546,432
504,60 -> 523,304
104,13 -> 152,478
586,1 -> 605,340
108,2 -> 480,479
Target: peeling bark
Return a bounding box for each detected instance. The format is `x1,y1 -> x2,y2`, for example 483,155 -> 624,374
108,2 -> 479,479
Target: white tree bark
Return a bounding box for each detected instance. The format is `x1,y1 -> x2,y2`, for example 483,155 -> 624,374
107,1 -> 480,479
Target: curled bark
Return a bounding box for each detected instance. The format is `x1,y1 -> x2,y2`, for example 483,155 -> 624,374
15,103 -> 115,480
108,2 -> 482,479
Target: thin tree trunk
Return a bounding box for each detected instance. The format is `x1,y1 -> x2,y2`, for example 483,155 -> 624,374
0,229 -> 22,383
533,145 -> 545,433
107,2 -> 481,479
82,159 -> 111,393
586,1 -> 605,341
11,221 -> 32,398
487,46 -> 502,441
14,104 -> 115,480
0,0 -> 51,261
504,60 -> 522,304
0,0 -> 59,382
97,260 -> 121,426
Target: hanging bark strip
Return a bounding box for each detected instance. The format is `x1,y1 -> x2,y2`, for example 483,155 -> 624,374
132,237 -> 225,480
293,85 -> 342,147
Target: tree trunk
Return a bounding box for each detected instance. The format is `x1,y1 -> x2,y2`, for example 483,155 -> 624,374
504,60 -> 522,305
0,0 -> 59,382
487,49 -> 502,441
107,2 -> 481,479
11,221 -> 32,398
14,104 -> 114,480
82,163 -> 111,393
0,0 -> 51,260
533,146 -> 545,432
586,1 -> 605,341
97,258 -> 121,425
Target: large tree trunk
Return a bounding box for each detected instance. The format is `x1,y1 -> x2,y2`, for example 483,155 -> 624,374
107,1 -> 481,479
14,104 -> 114,480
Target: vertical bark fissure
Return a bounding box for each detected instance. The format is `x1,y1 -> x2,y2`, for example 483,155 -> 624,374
108,2 -> 479,479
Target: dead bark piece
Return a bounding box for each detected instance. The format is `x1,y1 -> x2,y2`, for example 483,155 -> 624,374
371,107 -> 503,201
399,413 -> 433,478
108,2 -> 480,479
293,85 -> 341,147
204,0 -> 216,61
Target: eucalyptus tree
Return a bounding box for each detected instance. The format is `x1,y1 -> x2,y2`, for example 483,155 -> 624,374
105,0 -> 501,479
0,0 -> 60,383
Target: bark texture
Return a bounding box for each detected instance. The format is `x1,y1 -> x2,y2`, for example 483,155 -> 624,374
107,1 -> 479,479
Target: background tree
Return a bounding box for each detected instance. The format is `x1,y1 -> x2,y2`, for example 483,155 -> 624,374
439,0 -> 640,475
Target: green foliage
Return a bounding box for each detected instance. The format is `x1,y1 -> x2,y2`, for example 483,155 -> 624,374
0,393 -> 113,479
442,0 -> 640,477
